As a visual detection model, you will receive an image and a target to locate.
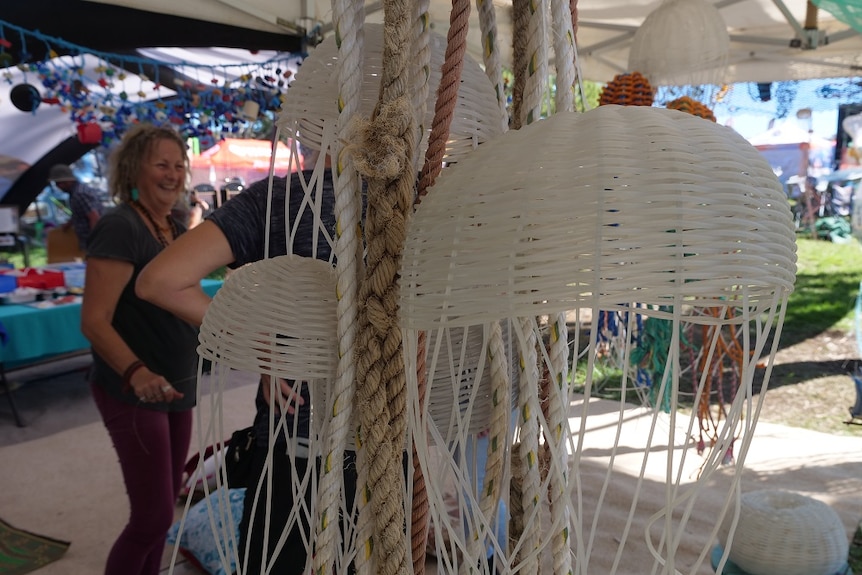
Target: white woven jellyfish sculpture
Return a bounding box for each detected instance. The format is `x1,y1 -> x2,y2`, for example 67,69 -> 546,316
190,255 -> 344,575
170,15 -> 509,575
278,22 -> 506,164
400,105 -> 797,575
628,0 -> 730,88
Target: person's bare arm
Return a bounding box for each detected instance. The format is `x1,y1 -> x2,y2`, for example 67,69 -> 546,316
81,257 -> 182,402
142,220 -> 308,412
136,220 -> 234,327
260,374 -> 306,415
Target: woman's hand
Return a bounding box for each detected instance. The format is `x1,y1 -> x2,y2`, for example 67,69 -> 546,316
130,366 -> 184,403
260,374 -> 305,415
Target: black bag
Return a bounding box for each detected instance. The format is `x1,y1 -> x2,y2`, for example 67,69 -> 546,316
225,426 -> 256,488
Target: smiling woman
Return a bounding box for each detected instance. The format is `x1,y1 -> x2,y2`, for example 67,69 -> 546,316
79,123 -> 201,575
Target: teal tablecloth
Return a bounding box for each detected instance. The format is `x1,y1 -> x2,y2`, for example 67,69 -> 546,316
0,279 -> 222,368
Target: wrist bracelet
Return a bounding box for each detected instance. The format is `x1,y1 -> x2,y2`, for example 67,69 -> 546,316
122,360 -> 146,392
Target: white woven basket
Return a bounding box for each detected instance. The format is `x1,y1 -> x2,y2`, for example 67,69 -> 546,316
399,105 -> 797,329
277,22 -> 505,162
719,490 -> 849,575
628,0 -> 729,87
198,255 -> 338,381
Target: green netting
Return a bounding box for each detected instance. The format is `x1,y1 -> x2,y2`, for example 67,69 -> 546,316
812,0 -> 862,35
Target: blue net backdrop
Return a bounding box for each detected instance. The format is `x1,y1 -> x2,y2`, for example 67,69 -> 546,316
654,78 -> 862,120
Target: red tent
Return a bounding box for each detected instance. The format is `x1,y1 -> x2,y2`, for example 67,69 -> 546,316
190,138 -> 302,195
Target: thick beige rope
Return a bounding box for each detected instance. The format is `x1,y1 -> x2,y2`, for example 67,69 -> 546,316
348,0 -> 415,573
314,0 -> 365,573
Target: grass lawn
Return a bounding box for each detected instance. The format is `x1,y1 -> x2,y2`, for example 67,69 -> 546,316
782,236 -> 862,349
571,235 -> 862,405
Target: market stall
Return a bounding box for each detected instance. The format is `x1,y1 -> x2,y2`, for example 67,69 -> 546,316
0,273 -> 223,427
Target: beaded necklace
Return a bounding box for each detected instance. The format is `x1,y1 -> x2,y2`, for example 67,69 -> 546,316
133,200 -> 177,247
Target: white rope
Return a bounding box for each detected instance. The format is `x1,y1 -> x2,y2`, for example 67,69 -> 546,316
546,313 -> 572,575
411,0 -> 433,174
550,0 -> 576,114
460,321 -> 512,569
314,0 -> 366,568
512,316 -> 542,573
475,0 -> 508,130
314,0 -> 363,573
520,0 -> 548,125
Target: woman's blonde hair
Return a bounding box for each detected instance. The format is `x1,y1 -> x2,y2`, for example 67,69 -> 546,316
108,124 -> 190,204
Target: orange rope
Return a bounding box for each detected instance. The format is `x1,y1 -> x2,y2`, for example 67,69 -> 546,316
412,1 -> 471,571
696,308 -> 748,454
416,0 -> 471,201
410,331 -> 429,575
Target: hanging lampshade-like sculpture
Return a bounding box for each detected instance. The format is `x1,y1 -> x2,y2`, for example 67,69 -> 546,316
399,105 -> 797,574
198,255 -> 338,381
278,22 -> 505,163
400,106 -> 796,328
628,0 -> 730,87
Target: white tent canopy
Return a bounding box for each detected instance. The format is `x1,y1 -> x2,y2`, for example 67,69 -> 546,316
747,121 -> 835,147
87,0 -> 862,84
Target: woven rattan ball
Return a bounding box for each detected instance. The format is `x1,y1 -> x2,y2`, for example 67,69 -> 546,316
719,490 -> 849,575
666,96 -> 716,122
278,23 -> 505,163
598,72 -> 654,107
198,255 -> 337,381
399,105 -> 797,329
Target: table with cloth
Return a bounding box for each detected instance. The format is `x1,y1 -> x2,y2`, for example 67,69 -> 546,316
0,278 -> 223,426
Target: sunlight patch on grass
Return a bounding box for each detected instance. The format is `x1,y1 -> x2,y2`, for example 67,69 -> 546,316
786,238 -> 862,338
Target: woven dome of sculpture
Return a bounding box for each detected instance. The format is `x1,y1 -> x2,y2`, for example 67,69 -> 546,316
198,255 -> 338,381
399,105 -> 797,329
277,23 -> 505,162
718,490 -> 849,575
628,0 -> 730,87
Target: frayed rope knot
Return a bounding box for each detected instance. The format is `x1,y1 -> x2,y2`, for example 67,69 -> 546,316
345,95 -> 412,181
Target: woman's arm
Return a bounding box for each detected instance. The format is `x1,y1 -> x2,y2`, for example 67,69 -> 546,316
80,257 -> 136,375
81,257 -> 182,402
136,220 -> 235,327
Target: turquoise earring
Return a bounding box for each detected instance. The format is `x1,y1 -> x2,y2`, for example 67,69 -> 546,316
131,188 -> 139,201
